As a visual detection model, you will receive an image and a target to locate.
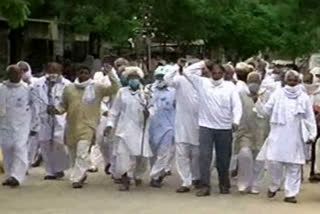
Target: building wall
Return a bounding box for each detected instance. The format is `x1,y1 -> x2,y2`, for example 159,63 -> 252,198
0,26 -> 9,79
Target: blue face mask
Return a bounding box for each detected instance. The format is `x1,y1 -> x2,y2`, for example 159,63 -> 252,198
128,79 -> 141,91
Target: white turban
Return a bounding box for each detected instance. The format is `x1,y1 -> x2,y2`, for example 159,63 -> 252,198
235,62 -> 254,73
122,66 -> 144,79
310,67 -> 320,75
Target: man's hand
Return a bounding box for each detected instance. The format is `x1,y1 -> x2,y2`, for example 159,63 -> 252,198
47,105 -> 59,115
104,126 -> 112,136
102,111 -> 109,117
306,140 -> 314,145
143,109 -> 150,119
232,123 -> 239,132
251,95 -> 259,103
30,131 -> 37,137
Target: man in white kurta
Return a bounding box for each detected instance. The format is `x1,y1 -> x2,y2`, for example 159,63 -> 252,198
164,60 -> 201,193
106,67 -> 153,191
30,63 -> 70,180
17,61 -> 42,168
0,65 -> 33,187
257,70 -> 317,203
183,60 -> 242,196
147,66 -> 176,188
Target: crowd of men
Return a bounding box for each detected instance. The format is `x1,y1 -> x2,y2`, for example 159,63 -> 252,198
0,56 -> 320,204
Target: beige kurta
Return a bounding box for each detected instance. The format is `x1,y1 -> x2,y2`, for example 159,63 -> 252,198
60,81 -> 118,146
234,91 -> 270,157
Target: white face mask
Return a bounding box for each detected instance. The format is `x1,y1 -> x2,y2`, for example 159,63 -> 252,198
46,74 -> 59,82
210,78 -> 223,86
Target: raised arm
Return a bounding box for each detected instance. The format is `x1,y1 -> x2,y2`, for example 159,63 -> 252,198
164,65 -> 180,88
100,69 -> 121,97
182,61 -> 207,91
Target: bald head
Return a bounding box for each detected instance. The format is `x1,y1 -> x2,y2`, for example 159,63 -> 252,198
7,65 -> 23,83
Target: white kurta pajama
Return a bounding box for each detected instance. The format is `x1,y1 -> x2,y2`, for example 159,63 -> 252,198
257,86 -> 317,198
90,72 -> 120,172
148,84 -> 176,180
107,87 -> 153,180
0,81 -> 32,183
23,74 -> 41,167
31,76 -> 70,176
164,65 -> 200,187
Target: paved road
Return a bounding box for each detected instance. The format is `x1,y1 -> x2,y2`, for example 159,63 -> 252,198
0,166 -> 319,214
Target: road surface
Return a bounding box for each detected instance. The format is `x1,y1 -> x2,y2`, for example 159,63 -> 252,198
0,166 -> 319,214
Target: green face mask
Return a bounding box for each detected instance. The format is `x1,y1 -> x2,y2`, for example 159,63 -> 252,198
128,78 -> 141,91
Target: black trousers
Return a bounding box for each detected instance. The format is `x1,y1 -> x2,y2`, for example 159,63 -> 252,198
199,127 -> 233,188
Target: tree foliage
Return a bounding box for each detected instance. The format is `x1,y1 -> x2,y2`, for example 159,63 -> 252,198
1,0 -> 320,58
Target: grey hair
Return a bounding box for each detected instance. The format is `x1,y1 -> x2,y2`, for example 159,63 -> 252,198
247,71 -> 262,82
284,70 -> 301,82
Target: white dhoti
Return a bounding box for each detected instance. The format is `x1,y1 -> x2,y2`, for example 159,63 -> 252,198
40,141 -> 70,176
176,142 -> 200,187
150,142 -> 174,180
68,140 -> 91,183
2,142 -> 28,183
115,155 -> 148,180
237,147 -> 265,192
269,161 -> 301,197
27,135 -> 41,166
165,145 -> 175,173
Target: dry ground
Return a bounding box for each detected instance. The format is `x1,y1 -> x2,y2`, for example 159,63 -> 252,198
0,166 -> 320,214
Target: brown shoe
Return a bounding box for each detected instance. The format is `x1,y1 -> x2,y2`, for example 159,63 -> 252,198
72,182 -> 83,189
150,179 -> 161,188
176,186 -> 190,193
87,167 -> 98,173
284,197 -> 297,204
119,174 -> 130,191
192,180 -> 201,189
268,189 -> 277,198
196,187 -> 211,197
309,174 -> 320,183
220,186 -> 230,194
80,174 -> 88,184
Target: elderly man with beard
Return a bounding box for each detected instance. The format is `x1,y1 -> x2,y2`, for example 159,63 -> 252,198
105,67 -> 153,191
257,70 -> 317,203
17,61 -> 42,168
30,63 -> 71,180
